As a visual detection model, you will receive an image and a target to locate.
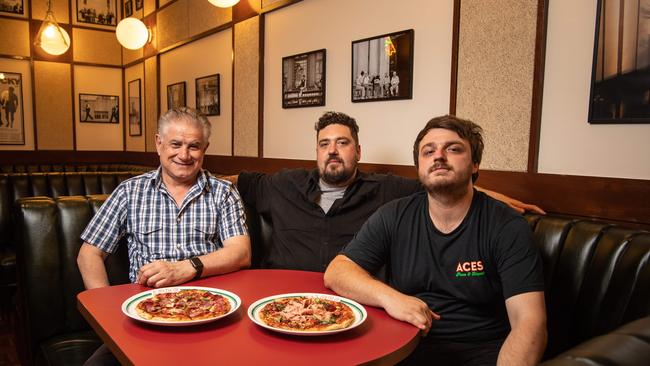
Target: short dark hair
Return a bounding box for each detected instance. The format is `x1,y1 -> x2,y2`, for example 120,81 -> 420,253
314,111 -> 360,145
412,115 -> 484,182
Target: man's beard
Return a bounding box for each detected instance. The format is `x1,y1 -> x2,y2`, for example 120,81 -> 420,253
420,162 -> 473,198
321,159 -> 355,186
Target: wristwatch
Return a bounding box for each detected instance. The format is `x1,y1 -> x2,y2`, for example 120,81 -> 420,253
189,257 -> 203,280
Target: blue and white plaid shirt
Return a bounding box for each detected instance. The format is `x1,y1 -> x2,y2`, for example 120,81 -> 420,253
81,168 -> 248,282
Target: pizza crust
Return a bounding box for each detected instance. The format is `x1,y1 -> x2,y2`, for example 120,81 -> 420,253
259,296 -> 355,331
135,289 -> 230,322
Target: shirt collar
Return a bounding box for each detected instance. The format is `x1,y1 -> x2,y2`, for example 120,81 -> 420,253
149,166 -> 209,192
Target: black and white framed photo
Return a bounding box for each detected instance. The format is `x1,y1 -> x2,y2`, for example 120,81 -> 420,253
77,0 -> 118,26
0,0 -> 24,16
135,0 -> 143,10
79,94 -> 119,123
588,0 -> 650,124
351,29 -> 414,102
128,79 -> 141,136
282,49 -> 326,108
124,0 -> 133,17
0,72 -> 25,145
195,74 -> 220,116
167,81 -> 186,110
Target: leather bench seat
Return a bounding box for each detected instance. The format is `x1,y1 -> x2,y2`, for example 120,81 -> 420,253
0,163 -> 153,173
13,197 -> 650,365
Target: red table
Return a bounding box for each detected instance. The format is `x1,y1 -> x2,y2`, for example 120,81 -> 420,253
77,269 -> 420,365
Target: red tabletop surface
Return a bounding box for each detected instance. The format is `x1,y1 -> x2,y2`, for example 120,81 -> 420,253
77,269 -> 420,366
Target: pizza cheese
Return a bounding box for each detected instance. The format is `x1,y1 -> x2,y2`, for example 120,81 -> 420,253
259,296 -> 355,331
136,289 -> 231,321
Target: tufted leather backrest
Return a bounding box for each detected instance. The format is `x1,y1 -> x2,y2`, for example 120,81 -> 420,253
14,195 -> 130,363
524,214 -> 650,358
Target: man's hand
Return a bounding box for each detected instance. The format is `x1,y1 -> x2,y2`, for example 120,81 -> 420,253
136,260 -> 195,288
381,292 -> 441,336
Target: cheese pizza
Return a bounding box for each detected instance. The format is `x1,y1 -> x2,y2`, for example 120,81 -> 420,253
258,296 -> 355,331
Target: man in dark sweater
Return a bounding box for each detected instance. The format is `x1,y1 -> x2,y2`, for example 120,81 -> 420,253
324,115 -> 546,365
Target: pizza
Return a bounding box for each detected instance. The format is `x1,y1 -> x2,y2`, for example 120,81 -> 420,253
258,296 -> 355,331
135,289 -> 231,321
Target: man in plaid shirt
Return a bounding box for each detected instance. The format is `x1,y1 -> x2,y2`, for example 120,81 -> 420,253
77,107 -> 251,290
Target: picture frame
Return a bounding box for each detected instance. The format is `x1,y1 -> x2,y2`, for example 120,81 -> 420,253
167,81 -> 186,110
351,29 -> 414,103
124,0 -> 133,17
588,0 -> 650,124
128,79 -> 142,136
0,71 -> 25,145
79,94 -> 119,123
135,0 -> 143,10
282,49 -> 326,108
195,74 -> 220,116
0,0 -> 24,16
77,0 -> 118,26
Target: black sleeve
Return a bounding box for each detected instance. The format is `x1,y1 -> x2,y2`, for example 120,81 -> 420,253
494,217 -> 545,299
381,174 -> 422,200
237,171 -> 269,212
341,204 -> 395,274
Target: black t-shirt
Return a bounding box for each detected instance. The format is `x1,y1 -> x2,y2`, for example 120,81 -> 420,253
342,190 -> 544,342
237,169 -> 421,272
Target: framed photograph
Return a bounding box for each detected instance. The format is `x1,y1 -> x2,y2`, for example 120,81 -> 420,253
124,0 -> 133,17
351,29 -> 414,103
79,94 -> 119,123
282,49 -> 326,108
195,74 -> 220,116
167,81 -> 186,110
0,72 -> 25,145
128,79 -> 141,136
135,0 -> 143,10
588,0 -> 650,124
0,0 -> 24,16
77,0 -> 118,26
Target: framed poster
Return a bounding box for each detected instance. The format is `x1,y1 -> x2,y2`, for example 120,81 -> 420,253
0,0 -> 24,16
195,74 -> 220,116
124,0 -> 133,17
128,79 -> 141,136
77,0 -> 118,26
282,49 -> 326,108
0,72 -> 25,145
135,0 -> 143,10
588,0 -> 650,124
167,81 -> 186,110
79,94 -> 119,123
351,29 -> 414,102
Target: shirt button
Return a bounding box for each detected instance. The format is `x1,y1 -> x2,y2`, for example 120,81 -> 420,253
177,217 -> 181,223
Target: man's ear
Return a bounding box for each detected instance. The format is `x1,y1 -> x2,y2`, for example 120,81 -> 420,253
155,134 -> 162,156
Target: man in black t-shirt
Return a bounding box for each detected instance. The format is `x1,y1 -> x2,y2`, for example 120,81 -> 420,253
324,115 -> 547,365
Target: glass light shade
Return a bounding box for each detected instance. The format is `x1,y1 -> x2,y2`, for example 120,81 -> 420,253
208,0 -> 240,7
39,23 -> 70,55
116,18 -> 150,50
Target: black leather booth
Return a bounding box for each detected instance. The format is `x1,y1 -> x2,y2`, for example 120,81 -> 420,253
13,196 -> 650,365
0,163 -> 153,173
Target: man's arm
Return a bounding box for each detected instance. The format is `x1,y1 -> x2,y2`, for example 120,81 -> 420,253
475,186 -> 545,215
324,255 -> 439,335
77,243 -> 111,289
497,291 -> 547,365
136,234 -> 251,288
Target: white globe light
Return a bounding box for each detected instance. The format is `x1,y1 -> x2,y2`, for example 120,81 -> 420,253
208,0 -> 240,7
40,23 -> 70,56
116,18 -> 149,50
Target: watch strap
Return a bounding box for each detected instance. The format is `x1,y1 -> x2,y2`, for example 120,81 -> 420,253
189,257 -> 203,280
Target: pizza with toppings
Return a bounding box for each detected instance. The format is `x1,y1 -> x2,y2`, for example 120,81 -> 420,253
258,296 -> 356,331
135,289 -> 231,321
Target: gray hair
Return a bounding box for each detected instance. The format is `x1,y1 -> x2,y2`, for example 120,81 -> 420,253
157,107 -> 211,142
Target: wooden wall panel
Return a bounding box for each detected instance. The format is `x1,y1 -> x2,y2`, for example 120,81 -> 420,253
33,61 -> 73,150
157,0 -> 188,51
233,16 -> 259,157
0,19 -> 30,57
188,1 -> 232,37
144,56 -> 157,152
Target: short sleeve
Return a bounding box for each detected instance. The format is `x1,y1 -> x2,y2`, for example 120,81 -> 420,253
80,184 -> 128,253
494,218 -> 545,299
341,204 -> 395,274
216,182 -> 249,242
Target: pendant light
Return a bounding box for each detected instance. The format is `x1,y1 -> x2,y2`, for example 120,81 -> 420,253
208,0 -> 240,8
116,17 -> 151,50
34,0 -> 70,56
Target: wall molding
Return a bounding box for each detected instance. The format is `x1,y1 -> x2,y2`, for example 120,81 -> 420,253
1,151 -> 647,227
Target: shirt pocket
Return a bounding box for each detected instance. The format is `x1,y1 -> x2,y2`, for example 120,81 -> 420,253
192,221 -> 220,249
133,224 -> 164,261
